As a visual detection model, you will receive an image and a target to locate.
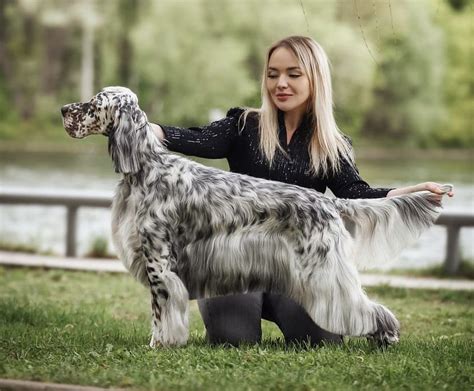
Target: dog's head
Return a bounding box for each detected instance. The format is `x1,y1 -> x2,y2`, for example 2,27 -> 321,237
61,86 -> 139,139
62,86 -> 148,174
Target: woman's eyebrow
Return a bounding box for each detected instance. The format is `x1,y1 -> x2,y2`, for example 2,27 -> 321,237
267,67 -> 302,71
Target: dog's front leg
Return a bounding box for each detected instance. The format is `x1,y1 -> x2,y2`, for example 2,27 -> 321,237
141,226 -> 189,347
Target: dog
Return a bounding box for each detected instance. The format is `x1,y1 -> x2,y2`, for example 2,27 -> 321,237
61,86 -> 451,348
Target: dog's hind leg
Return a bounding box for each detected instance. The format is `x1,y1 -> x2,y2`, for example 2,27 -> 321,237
141,228 -> 189,347
301,232 -> 399,346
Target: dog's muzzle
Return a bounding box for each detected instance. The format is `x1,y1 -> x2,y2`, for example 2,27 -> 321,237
61,106 -> 81,138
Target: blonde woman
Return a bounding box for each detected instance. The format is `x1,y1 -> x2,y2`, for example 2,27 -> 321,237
152,36 -> 453,346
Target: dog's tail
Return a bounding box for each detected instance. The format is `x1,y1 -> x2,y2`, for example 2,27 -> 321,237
333,185 -> 452,269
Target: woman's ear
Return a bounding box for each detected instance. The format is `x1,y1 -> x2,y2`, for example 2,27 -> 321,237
108,108 -> 141,174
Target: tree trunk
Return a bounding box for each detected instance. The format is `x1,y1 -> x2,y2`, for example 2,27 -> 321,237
81,21 -> 94,101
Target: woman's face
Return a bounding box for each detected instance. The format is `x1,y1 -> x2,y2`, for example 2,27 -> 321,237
266,47 -> 311,116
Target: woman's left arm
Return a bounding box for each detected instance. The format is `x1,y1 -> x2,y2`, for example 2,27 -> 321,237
327,156 -> 455,200
387,182 -> 454,199
326,156 -> 393,199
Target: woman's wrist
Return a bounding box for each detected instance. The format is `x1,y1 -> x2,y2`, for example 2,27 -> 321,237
387,186 -> 415,198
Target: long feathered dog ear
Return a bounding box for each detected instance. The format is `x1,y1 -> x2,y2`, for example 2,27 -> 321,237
108,107 -> 141,174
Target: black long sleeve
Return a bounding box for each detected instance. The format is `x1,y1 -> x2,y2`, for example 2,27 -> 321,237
159,108 -> 392,199
326,156 -> 392,199
160,109 -> 241,159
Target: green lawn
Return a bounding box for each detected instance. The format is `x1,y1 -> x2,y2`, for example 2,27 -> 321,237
0,267 -> 472,390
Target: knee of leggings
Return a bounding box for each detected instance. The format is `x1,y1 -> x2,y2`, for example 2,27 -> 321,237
198,294 -> 263,346
206,327 -> 261,347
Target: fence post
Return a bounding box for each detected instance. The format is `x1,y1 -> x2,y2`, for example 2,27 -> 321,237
444,225 -> 461,275
66,206 -> 78,257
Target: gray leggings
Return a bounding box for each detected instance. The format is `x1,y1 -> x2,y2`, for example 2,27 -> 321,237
198,292 -> 343,347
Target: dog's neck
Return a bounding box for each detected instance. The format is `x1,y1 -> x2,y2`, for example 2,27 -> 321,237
131,122 -> 168,168
133,108 -> 149,131
137,111 -> 167,155
109,108 -> 169,176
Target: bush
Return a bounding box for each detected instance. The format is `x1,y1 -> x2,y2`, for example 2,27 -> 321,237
86,236 -> 113,258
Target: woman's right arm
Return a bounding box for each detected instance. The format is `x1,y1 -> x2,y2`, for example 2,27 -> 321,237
151,108 -> 243,159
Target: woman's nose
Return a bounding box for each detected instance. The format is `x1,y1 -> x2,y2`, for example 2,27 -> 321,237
277,75 -> 288,88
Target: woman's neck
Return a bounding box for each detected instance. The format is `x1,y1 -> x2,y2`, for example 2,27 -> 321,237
283,107 -> 306,144
283,108 -> 305,133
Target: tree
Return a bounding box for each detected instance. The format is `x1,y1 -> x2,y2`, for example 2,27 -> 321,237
339,0 -> 446,144
432,0 -> 473,146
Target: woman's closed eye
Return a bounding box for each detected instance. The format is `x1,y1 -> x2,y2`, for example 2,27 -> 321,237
267,73 -> 302,78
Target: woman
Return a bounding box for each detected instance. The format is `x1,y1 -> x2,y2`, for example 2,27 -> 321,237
152,36 -> 453,346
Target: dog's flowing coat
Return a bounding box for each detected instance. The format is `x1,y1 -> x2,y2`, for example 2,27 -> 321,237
62,87 -> 450,347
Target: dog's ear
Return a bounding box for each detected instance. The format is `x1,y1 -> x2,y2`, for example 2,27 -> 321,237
108,107 -> 141,174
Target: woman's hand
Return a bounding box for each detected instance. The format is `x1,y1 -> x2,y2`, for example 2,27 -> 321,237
150,123 -> 165,141
387,182 -> 454,199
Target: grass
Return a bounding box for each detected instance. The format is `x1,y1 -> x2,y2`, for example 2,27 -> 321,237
0,241 -> 41,254
0,267 -> 472,390
0,241 -> 57,256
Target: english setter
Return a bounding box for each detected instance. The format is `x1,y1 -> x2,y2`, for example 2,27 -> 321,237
61,86 -> 451,348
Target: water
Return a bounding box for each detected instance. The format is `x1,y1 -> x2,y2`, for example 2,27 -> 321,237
1,148 -> 473,269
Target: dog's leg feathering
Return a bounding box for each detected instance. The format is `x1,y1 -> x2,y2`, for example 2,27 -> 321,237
141,227 -> 189,347
300,228 -> 400,346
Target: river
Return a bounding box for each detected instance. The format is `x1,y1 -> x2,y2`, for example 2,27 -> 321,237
0,148 -> 473,270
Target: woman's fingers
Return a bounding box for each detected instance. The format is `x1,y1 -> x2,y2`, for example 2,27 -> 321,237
412,182 -> 455,198
424,182 -> 454,196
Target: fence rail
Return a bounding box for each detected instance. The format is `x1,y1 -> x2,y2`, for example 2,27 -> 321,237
0,190 -> 472,274
0,190 -> 111,258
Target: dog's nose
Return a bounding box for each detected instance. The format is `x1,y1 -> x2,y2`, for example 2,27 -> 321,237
60,105 -> 68,116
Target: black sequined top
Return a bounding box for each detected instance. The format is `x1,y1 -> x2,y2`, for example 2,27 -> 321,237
160,108 -> 392,199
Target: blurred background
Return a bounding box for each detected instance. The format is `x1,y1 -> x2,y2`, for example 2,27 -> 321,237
0,0 -> 472,270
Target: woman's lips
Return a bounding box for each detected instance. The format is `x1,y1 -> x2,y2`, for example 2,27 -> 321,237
276,94 -> 292,102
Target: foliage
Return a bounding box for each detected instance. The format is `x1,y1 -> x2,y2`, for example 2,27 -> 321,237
431,0 -> 474,147
85,236 -> 113,259
0,0 -> 472,147
359,1 -> 445,145
0,267 -> 472,390
0,240 -> 40,254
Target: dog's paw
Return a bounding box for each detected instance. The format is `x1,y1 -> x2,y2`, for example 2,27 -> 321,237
149,335 -> 161,348
149,330 -> 189,348
367,329 -> 400,349
368,303 -> 400,348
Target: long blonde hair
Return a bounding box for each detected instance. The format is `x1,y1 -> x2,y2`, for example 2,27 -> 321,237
243,36 -> 354,175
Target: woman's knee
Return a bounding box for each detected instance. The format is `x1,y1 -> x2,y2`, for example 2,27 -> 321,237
198,293 -> 263,346
262,293 -> 343,347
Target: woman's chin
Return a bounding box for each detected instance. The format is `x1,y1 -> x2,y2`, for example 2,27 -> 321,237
273,101 -> 292,112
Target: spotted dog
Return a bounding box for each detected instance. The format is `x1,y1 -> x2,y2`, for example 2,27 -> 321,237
61,86 -> 452,348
